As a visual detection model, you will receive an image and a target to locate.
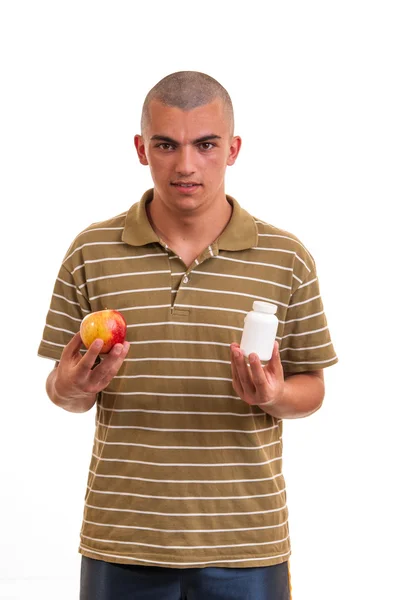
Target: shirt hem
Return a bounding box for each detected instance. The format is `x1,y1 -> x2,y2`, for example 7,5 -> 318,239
78,544 -> 291,569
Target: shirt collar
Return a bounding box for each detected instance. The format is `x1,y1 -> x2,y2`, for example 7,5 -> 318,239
122,188 -> 258,251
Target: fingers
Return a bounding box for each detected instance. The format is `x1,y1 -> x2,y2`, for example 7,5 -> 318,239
266,342 -> 284,378
89,341 -> 130,388
248,353 -> 267,395
231,343 -> 275,406
74,339 -> 105,377
230,345 -> 244,397
230,344 -> 256,396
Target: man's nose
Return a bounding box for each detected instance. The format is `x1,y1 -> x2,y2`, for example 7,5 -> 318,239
175,145 -> 196,175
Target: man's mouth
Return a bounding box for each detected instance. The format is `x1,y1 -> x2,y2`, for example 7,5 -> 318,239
171,182 -> 201,187
171,182 -> 202,194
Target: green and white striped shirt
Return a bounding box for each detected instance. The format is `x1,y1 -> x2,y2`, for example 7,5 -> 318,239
38,188 -> 338,569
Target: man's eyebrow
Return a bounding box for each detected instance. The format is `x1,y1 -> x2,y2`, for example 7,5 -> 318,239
150,134 -> 222,145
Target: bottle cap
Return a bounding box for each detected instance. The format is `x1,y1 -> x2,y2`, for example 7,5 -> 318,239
252,301 -> 277,314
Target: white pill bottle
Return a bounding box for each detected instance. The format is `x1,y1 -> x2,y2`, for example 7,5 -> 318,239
240,301 -> 278,362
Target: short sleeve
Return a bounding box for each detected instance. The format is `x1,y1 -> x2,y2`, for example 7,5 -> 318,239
280,264 -> 338,374
38,263 -> 91,361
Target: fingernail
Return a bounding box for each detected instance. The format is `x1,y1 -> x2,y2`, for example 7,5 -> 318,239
93,339 -> 103,350
249,354 -> 256,363
233,350 -> 240,358
114,345 -> 122,355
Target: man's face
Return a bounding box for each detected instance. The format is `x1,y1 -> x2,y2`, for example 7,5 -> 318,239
134,98 -> 241,212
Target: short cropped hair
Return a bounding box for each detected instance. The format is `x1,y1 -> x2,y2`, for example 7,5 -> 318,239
140,71 -> 234,137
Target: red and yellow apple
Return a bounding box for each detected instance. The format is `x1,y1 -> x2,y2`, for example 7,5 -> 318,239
80,309 -> 127,354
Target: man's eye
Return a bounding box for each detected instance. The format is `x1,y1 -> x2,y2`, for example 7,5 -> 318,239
156,143 -> 174,151
199,142 -> 215,150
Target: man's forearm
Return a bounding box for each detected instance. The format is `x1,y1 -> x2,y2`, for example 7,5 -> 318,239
46,367 -> 97,413
261,372 -> 325,419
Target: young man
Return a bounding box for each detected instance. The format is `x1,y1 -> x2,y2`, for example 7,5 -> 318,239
39,71 -> 338,599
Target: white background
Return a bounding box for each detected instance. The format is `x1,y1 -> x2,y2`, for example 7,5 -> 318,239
1,1 -> 397,598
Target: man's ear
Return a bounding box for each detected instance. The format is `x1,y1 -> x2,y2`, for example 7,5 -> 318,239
134,134 -> 149,166
227,136 -> 242,166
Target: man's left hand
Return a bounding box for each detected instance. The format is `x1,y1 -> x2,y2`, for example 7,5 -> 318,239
230,341 -> 284,409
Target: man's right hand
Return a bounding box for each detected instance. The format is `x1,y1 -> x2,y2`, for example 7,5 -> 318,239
46,332 -> 130,413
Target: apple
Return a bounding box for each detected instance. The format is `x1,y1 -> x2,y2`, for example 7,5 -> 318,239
80,309 -> 127,354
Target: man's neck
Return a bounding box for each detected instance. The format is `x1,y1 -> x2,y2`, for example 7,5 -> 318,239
145,191 -> 233,250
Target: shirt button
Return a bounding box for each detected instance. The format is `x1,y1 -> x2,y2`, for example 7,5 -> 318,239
182,275 -> 189,284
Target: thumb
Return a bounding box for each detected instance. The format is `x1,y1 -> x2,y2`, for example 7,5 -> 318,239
61,331 -> 83,360
267,341 -> 283,376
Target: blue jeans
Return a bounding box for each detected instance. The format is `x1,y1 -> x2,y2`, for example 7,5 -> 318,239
80,556 -> 290,599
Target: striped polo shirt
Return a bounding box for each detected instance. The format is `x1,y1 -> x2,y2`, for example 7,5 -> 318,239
38,188 -> 338,569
